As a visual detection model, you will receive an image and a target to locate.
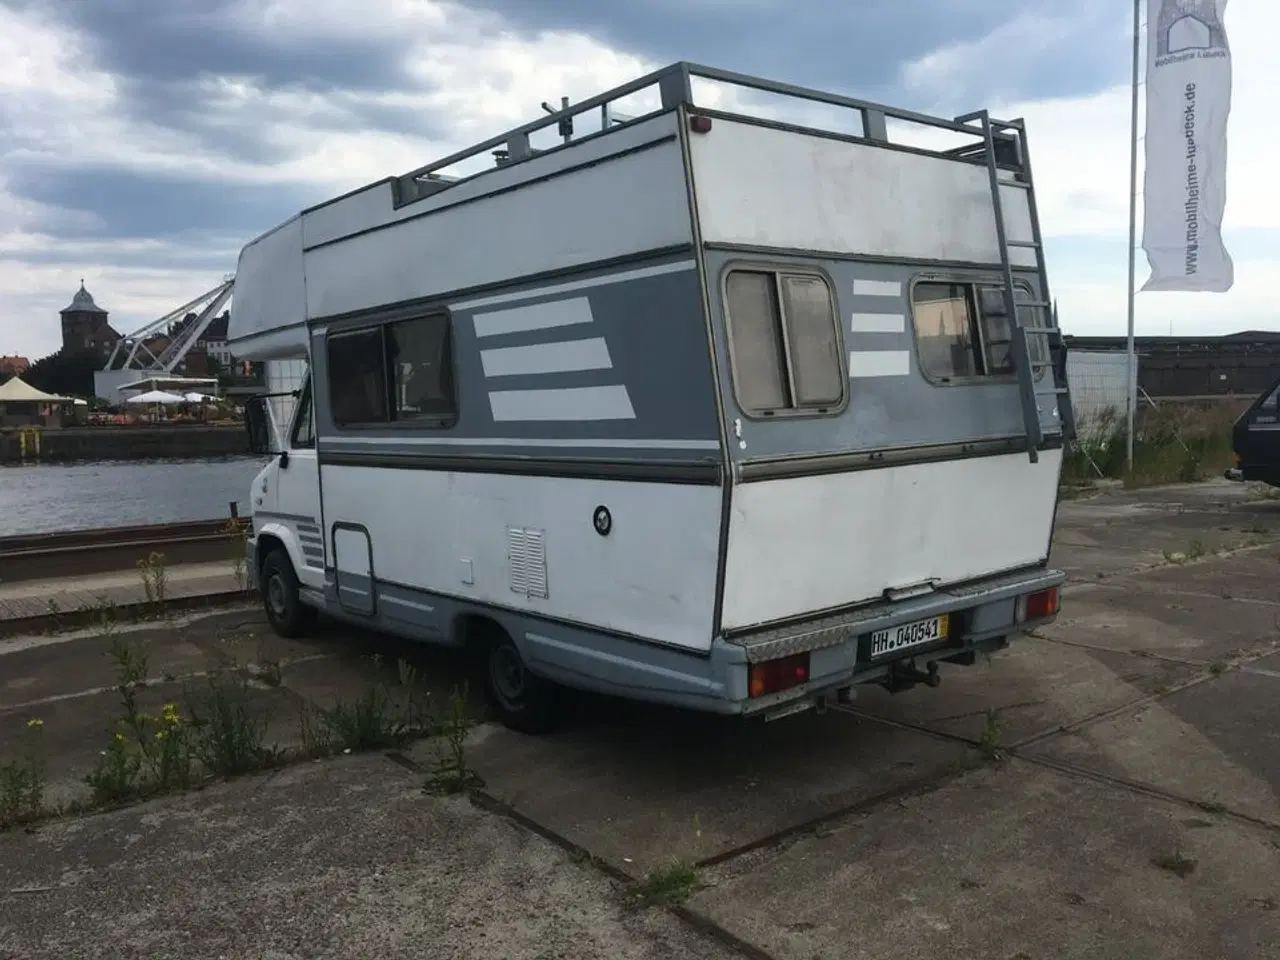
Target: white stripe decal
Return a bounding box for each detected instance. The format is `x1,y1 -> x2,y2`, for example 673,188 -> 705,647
849,350 -> 911,378
472,296 -> 593,339
850,313 -> 905,334
319,436 -> 719,450
480,337 -> 613,378
488,385 -> 637,422
453,260 -> 697,312
852,279 -> 903,298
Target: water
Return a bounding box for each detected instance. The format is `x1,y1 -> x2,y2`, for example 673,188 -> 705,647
0,456 -> 269,537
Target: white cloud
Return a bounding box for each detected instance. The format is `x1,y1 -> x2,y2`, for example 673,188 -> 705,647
897,0 -> 1280,336
1,0 -> 1277,361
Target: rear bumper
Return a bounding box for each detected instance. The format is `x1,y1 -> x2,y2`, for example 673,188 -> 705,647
722,564 -> 1065,718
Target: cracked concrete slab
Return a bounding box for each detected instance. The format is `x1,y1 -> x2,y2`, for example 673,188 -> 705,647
852,633 -> 1194,746
1023,668 -> 1280,826
687,759 -> 1280,960
0,754 -> 740,960
416,709 -> 968,876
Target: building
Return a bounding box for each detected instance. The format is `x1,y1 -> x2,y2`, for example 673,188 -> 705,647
1064,331 -> 1280,399
59,282 -> 121,354
0,355 -> 30,379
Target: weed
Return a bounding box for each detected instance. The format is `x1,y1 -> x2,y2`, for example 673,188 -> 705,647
1195,800 -> 1228,815
1208,661 -> 1227,676
424,685 -> 483,795
223,516 -> 252,591
136,551 -> 169,614
320,682 -> 407,752
296,701 -> 336,758
85,726 -> 145,804
397,658 -> 431,736
185,670 -> 276,777
634,858 -> 701,906
253,635 -> 283,688
0,719 -> 46,829
1186,539 -> 1207,561
44,598 -> 61,632
978,708 -> 1004,761
1152,850 -> 1197,878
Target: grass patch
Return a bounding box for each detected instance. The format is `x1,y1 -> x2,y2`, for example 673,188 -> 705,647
1,621 -> 480,831
1063,400 -> 1240,492
634,858 -> 701,906
0,720 -> 45,830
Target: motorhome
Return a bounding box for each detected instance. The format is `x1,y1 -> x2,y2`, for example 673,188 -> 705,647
229,62 -> 1076,733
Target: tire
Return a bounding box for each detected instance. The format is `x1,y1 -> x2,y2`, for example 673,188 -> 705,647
260,547 -> 316,639
482,631 -> 559,735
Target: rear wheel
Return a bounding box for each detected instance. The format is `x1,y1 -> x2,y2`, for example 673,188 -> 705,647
482,630 -> 559,735
261,547 -> 316,639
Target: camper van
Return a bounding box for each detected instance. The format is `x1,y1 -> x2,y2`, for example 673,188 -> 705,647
230,62 -> 1075,733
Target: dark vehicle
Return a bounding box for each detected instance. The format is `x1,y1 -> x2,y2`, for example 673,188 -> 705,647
1226,373 -> 1280,487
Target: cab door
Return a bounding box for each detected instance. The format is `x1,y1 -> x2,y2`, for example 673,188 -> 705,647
272,376 -> 325,589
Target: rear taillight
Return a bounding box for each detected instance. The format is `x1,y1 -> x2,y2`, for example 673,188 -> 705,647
748,653 -> 810,698
1017,586 -> 1060,623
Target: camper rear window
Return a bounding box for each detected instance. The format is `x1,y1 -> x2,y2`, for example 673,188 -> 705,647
724,268 -> 844,416
327,314 -> 457,427
910,279 -> 1045,383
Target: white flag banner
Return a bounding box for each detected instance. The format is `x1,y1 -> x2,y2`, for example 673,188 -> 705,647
1141,0 -> 1234,292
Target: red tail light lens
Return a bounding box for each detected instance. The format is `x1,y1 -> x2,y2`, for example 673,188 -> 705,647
1019,586 -> 1060,622
748,653 -> 810,698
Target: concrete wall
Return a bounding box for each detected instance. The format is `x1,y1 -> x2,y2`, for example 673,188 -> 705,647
0,425 -> 248,464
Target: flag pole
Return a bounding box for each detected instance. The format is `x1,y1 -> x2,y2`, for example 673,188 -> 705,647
1125,0 -> 1141,471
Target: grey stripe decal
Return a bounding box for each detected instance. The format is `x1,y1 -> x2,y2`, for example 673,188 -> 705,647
450,259 -> 697,312
489,385 -> 636,422
320,436 -> 719,450
479,336 -> 613,377
473,297 -> 593,339
255,510 -> 319,524
381,594 -> 436,614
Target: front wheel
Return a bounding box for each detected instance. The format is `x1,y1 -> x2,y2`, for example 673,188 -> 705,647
483,633 -> 559,735
260,547 -> 316,639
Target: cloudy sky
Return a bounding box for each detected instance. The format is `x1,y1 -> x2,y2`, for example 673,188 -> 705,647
1,0 -> 1275,361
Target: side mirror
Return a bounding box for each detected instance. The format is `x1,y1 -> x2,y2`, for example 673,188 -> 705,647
244,397 -> 272,455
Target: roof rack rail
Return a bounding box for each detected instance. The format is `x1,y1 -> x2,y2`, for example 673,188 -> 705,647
391,61 -> 1028,208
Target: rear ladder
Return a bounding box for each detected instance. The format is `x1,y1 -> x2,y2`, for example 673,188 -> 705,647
955,111 -> 1075,464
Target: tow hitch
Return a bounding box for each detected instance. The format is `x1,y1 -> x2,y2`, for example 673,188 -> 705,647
883,659 -> 941,694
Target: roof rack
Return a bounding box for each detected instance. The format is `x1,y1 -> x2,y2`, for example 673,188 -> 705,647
391,61 -> 1027,208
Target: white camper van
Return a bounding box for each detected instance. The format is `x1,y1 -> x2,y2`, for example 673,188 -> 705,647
230,62 -> 1075,733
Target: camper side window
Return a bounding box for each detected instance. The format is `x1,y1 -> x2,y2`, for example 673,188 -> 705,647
328,328 -> 389,426
724,268 -> 844,416
326,313 -> 458,428
911,279 -> 1044,383
386,315 -> 456,422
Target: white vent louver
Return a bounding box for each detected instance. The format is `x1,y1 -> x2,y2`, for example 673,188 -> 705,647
507,527 -> 548,599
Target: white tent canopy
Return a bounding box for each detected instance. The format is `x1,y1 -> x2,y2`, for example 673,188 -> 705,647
125,390 -> 187,405
183,391 -> 216,403
0,376 -> 72,404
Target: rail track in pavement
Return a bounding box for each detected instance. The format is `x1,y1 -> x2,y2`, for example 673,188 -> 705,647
0,519 -> 243,585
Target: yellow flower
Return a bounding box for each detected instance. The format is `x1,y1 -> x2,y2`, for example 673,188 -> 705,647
26,718 -> 43,729
114,731 -> 126,744
155,730 -> 168,741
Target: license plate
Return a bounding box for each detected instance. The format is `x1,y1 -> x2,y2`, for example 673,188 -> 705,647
869,614 -> 950,659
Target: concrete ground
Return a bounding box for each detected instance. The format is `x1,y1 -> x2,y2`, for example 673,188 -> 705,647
1,479 -> 1278,959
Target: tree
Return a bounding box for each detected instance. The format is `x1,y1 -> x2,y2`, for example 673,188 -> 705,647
23,349 -> 104,398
